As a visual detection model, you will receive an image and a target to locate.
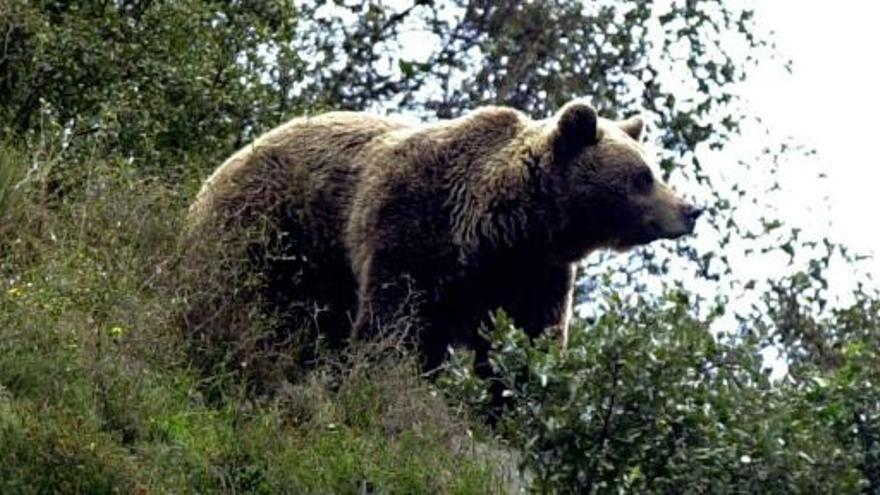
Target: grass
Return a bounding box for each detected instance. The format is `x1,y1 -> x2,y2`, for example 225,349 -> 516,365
0,142 -> 508,494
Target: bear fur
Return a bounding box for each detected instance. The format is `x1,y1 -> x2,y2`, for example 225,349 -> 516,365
183,100 -> 700,382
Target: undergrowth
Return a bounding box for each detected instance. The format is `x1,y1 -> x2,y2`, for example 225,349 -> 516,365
0,140 -> 505,494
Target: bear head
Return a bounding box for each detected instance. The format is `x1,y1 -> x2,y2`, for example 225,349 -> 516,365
546,100 -> 702,258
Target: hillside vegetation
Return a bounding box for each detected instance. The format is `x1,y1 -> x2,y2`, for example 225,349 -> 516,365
2,2 -> 879,493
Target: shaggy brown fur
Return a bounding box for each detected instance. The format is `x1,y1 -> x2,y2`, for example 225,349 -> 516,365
183,100 -> 700,383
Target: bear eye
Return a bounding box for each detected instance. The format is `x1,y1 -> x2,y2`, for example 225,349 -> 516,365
634,170 -> 654,192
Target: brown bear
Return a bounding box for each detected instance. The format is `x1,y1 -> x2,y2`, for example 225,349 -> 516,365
183,100 -> 701,383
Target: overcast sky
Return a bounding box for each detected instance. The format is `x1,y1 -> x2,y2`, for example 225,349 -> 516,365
744,1 -> 880,278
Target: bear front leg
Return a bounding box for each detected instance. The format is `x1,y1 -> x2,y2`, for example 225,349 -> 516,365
506,262 -> 576,342
352,253 -> 426,343
476,262 -> 575,422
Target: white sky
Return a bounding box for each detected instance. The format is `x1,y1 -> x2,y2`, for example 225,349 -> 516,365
728,1 -> 880,377
744,1 -> 880,278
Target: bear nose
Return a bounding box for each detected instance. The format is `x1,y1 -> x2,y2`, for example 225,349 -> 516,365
682,204 -> 703,228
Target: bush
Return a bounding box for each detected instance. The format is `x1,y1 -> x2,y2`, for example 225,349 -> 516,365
442,291 -> 867,493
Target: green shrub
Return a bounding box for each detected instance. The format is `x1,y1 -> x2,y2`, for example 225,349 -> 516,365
0,139 -> 33,246
441,292 -> 866,493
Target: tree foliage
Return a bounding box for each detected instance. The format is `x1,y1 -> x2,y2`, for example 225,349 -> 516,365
1,0 -> 305,178
442,285 -> 878,493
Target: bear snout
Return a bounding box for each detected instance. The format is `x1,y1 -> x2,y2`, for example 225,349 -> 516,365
681,203 -> 703,232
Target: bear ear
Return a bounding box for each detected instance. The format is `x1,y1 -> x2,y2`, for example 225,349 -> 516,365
553,100 -> 600,158
619,115 -> 645,141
